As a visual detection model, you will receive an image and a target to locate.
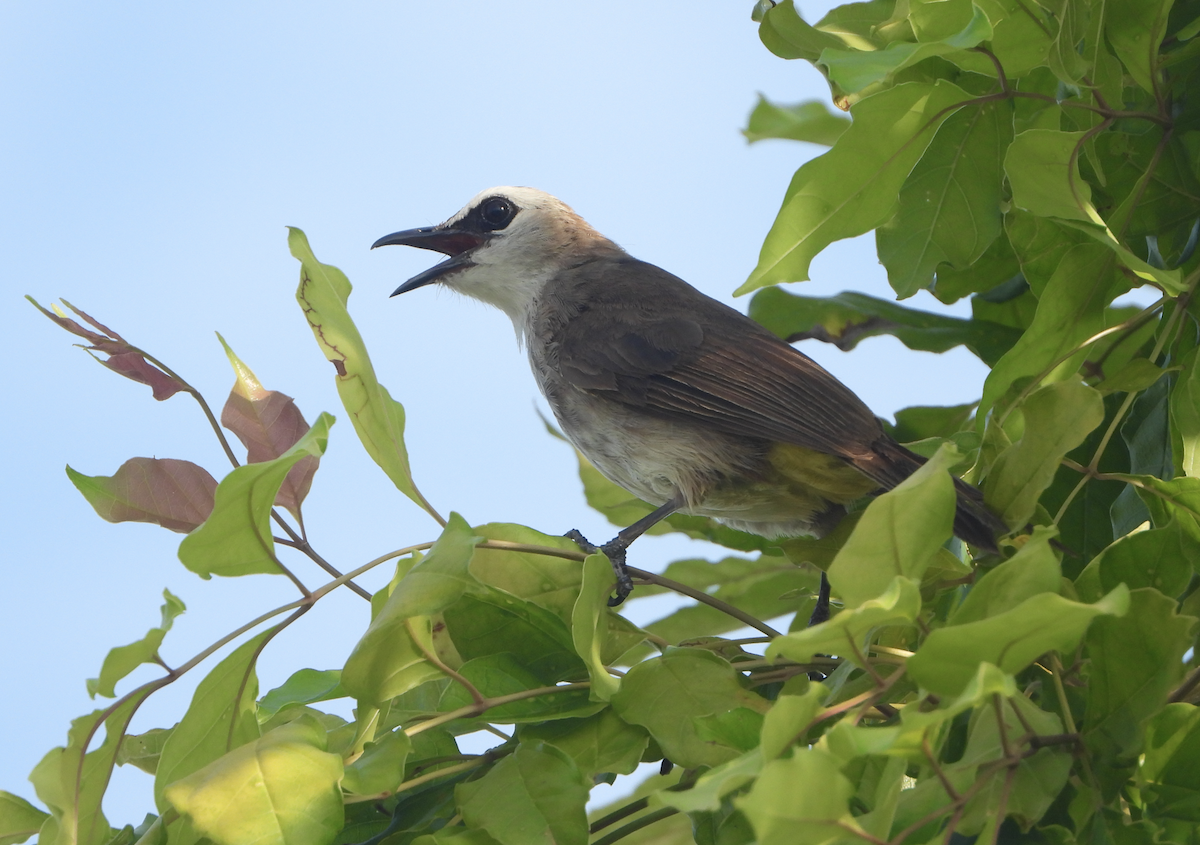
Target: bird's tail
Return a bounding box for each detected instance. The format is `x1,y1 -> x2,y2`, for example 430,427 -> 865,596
855,437 -> 1006,554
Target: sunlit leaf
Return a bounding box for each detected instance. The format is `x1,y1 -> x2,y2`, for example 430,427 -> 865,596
289,228 -> 439,521
177,414 -> 333,577
743,97 -> 850,146
164,717 -> 342,845
87,589 -> 185,698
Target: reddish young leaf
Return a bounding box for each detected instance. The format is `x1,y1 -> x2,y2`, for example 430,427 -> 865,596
101,352 -> 185,400
66,458 -> 218,533
28,296 -> 187,400
219,336 -> 318,519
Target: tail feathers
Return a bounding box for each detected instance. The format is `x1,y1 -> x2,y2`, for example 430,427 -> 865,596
852,437 -> 1006,555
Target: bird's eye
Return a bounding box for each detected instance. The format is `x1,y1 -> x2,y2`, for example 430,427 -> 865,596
479,197 -> 517,230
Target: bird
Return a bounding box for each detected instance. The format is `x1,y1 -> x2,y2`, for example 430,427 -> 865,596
373,187 -> 1004,607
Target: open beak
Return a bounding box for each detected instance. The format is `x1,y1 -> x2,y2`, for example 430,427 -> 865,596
372,227 -> 490,296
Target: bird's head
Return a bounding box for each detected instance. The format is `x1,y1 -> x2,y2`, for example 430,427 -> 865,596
373,187 -> 620,327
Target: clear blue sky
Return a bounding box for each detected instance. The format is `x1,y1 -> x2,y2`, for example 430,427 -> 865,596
2,0 -> 990,824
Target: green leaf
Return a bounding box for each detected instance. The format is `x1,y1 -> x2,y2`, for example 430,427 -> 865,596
659,748 -> 765,813
1106,0 -> 1174,94
743,97 -> 850,146
519,709 -> 648,777
756,0 -> 848,62
341,729 -> 411,797
1085,589 -> 1198,768
639,554 -> 816,647
986,381 -> 1106,529
30,692 -> 153,845
0,792 -> 49,845
66,458 -> 217,534
289,227 -> 438,520
973,0 -> 1053,76
611,648 -> 766,769
456,744 -> 589,845
908,586 -> 1130,696
87,589 -> 185,698
736,747 -> 855,845
957,696 -> 1073,833
177,413 -> 333,578
818,5 -> 992,93
980,244 -> 1118,426
741,80 -> 973,293
466,524 -> 586,620
114,728 -> 172,775
1077,519 -> 1196,601
827,444 -> 957,608
342,514 -> 479,704
767,576 -> 921,666
154,630 -> 268,812
760,684 -> 828,760
877,100 -> 1009,297
164,717 -> 343,845
436,654 -> 597,724
258,670 -> 346,720
1005,130 -> 1096,222
441,594 -> 585,686
1142,703 -> 1200,821
570,554 -> 621,701
1172,349 -> 1200,477
747,288 -> 1021,366
1100,358 -> 1171,396
950,525 -> 1061,624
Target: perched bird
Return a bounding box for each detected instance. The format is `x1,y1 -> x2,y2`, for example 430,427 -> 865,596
374,187 -> 1003,605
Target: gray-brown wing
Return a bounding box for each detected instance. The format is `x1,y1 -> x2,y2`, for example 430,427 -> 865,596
548,257 -> 884,458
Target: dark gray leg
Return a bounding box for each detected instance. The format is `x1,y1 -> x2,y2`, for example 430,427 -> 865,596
567,496 -> 683,606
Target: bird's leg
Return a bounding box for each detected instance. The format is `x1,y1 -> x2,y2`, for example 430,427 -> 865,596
808,572 -> 831,627
566,496 -> 683,606
806,572 -> 832,682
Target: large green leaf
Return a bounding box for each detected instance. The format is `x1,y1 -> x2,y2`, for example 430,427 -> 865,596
877,100 -> 1010,297
827,444 -> 956,608
154,631 -> 269,812
164,717 -> 343,845
741,80 -> 973,293
985,381 -> 1105,529
519,710 -> 648,777
908,586 -> 1129,695
1106,0 -> 1174,94
1085,589 -> 1198,775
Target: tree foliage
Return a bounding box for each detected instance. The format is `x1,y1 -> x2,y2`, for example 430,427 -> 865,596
7,1 -> 1200,843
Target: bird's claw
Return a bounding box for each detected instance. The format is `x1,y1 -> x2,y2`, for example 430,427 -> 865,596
565,529 -> 635,606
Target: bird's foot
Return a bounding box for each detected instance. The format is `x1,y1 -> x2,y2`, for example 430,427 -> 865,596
564,529 -> 635,607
